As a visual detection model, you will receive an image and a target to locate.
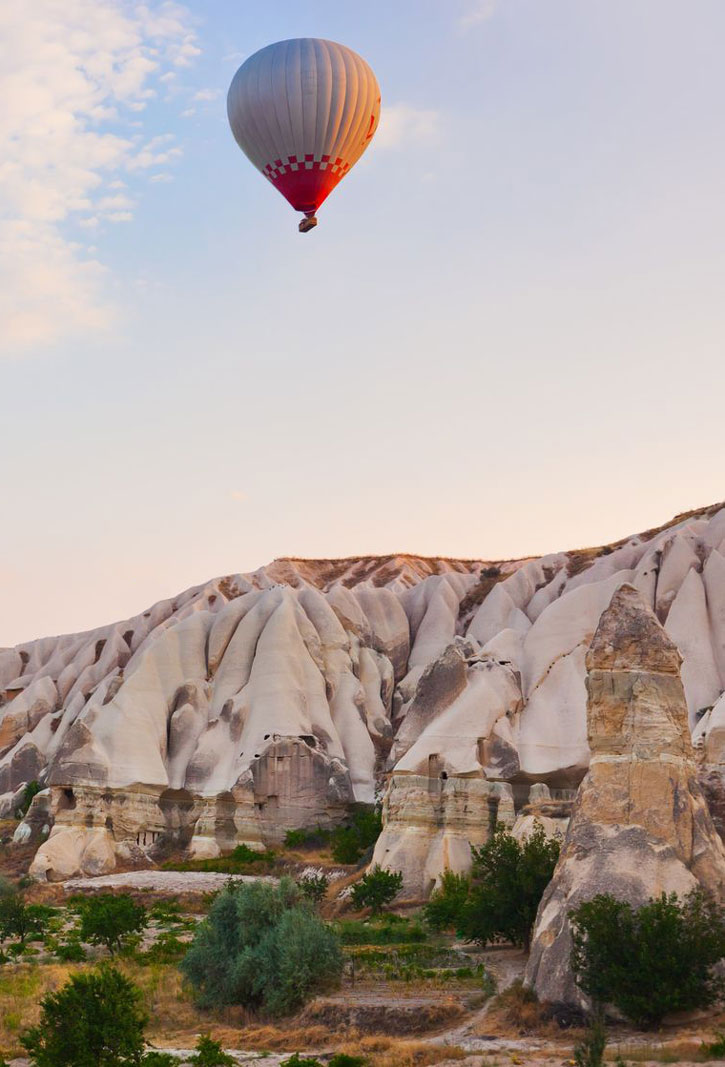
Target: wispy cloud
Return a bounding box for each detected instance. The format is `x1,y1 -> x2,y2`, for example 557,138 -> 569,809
193,88 -> 221,102
376,103 -> 441,150
458,0 -> 497,29
0,0 -> 198,354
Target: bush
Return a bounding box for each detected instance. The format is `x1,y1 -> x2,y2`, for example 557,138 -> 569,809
55,939 -> 87,962
141,1055 -> 177,1067
181,877 -> 343,1015
573,1013 -> 607,1067
189,1036 -> 235,1066
284,827 -> 331,850
459,822 -> 559,951
423,871 -> 471,931
351,867 -> 403,916
78,894 -> 148,956
20,965 -> 147,1066
297,873 -> 329,904
16,780 -> 42,819
0,894 -> 49,944
331,807 -> 382,864
138,931 -> 186,965
570,889 -> 725,1027
703,1033 -> 725,1059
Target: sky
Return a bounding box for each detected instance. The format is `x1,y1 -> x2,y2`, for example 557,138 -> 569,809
2,0 -> 724,646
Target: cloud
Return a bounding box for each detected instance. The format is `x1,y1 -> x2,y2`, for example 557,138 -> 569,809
375,103 -> 441,149
0,0 -> 198,355
229,491 -> 248,503
458,0 -> 497,29
192,88 -> 221,102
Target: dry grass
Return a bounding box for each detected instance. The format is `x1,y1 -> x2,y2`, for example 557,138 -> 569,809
482,980 -> 563,1039
331,1034 -> 467,1066
0,959 -> 233,1057
605,1039 -> 707,1062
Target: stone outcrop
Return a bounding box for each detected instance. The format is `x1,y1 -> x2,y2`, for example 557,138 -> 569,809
2,503 -> 725,882
525,584 -> 725,1008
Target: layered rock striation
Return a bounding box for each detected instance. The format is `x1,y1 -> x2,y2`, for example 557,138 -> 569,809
525,584 -> 725,1007
2,503 -> 725,881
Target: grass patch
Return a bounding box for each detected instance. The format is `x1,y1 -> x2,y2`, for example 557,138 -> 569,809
335,917 -> 427,945
162,844 -> 277,874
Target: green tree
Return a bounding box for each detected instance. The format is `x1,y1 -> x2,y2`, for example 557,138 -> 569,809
459,822 -> 559,951
21,965 -> 147,1067
297,873 -> 329,904
0,893 -> 48,944
331,807 -> 382,864
570,890 -> 725,1027
189,1036 -> 235,1066
181,878 -> 342,1015
423,871 -> 471,931
78,894 -> 147,956
350,866 -> 403,916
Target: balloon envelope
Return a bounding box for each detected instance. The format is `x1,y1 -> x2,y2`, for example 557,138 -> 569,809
227,38 -> 381,224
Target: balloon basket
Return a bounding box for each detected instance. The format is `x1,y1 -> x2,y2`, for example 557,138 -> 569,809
299,216 -> 318,233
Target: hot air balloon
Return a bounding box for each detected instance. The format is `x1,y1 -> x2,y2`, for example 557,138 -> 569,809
227,38 -> 381,233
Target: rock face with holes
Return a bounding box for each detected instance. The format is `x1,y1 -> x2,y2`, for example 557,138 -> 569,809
2,502 -> 725,882
525,584 -> 725,1008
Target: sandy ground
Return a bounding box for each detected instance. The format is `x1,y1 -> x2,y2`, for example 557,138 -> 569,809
64,870 -> 278,893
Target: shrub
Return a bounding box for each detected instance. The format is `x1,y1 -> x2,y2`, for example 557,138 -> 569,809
181,877 -> 343,1015
138,931 -> 186,965
331,807 -> 382,864
189,1036 -> 235,1066
78,894 -> 148,956
703,1033 -> 725,1059
16,779 -> 42,818
284,827 -> 331,850
20,965 -> 147,1066
0,894 -> 49,944
423,871 -> 471,931
459,822 -> 559,951
573,1013 -> 607,1067
55,938 -> 87,962
570,889 -> 725,1027
141,1055 -> 177,1066
351,867 -> 403,916
150,899 -> 184,924
297,873 -> 329,904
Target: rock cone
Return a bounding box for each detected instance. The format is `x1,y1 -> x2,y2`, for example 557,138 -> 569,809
525,584 -> 725,1007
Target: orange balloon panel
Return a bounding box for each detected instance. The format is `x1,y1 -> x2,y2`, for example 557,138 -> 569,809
227,38 -> 381,222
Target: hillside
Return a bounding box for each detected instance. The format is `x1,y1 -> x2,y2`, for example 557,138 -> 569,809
2,501 -> 725,885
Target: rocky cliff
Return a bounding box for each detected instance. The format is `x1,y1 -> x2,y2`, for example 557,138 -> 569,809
525,584 -> 725,1007
2,503 -> 725,882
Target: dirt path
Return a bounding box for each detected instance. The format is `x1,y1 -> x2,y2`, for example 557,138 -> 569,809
429,945 -> 547,1054
64,870 -> 277,893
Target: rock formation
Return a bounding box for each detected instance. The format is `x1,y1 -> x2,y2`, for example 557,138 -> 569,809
525,584 -> 725,1008
1,502 -> 725,882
